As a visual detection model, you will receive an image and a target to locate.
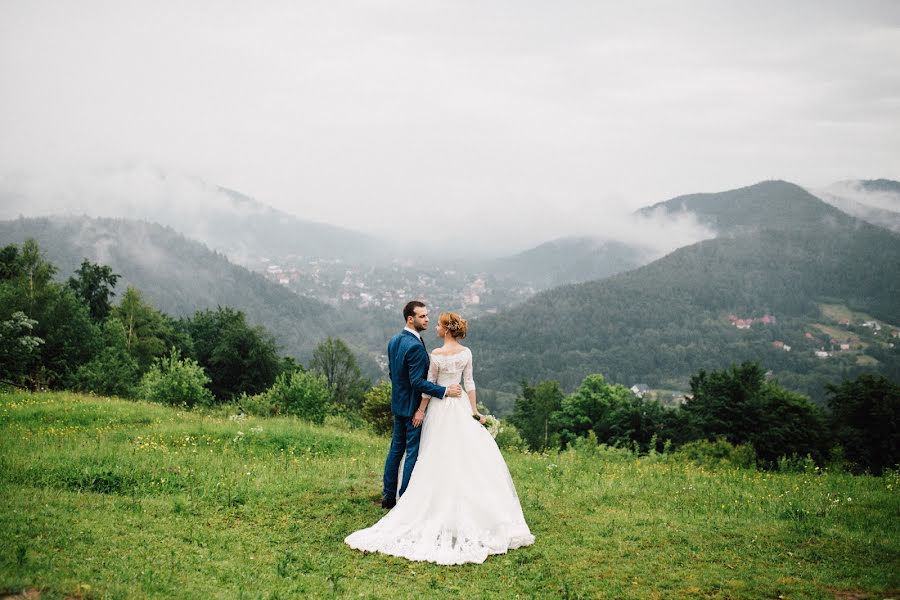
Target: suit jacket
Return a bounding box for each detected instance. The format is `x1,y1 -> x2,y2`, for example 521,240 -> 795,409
388,330 -> 447,417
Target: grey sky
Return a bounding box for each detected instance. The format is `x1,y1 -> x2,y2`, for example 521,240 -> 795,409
1,1 -> 899,249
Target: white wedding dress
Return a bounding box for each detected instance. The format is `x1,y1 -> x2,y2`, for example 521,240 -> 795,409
344,347 -> 535,565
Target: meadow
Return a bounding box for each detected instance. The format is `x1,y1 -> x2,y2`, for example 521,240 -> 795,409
1,392 -> 897,599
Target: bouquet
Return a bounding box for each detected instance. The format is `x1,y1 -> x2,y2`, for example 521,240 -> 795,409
473,413 -> 501,438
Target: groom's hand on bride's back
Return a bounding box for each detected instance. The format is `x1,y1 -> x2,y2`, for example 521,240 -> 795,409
445,385 -> 463,398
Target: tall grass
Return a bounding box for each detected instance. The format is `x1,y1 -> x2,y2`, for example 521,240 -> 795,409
1,391 -> 897,599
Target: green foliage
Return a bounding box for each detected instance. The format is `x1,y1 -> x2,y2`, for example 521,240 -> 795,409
674,438 -> 758,470
71,318 -> 140,397
493,420 -> 527,451
310,337 -> 369,413
0,311 -> 44,385
510,379 -> 564,451
684,362 -> 828,465
0,241 -> 100,388
67,259 -> 120,321
827,373 -> 900,474
138,349 -> 214,408
257,370 -> 331,424
114,287 -> 187,373
551,374 -> 645,449
360,381 -> 393,435
182,306 -> 281,401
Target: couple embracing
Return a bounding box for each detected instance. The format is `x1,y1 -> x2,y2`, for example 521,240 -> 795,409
344,301 -> 534,565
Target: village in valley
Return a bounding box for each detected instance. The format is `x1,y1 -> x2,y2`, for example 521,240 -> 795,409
251,255 -> 536,318
726,305 -> 898,361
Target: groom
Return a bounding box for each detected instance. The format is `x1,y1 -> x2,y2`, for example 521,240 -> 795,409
382,300 -> 462,509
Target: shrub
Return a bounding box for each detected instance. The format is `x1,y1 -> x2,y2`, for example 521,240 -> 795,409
236,391 -> 278,417
138,349 -> 214,408
361,381 -> 393,435
494,420 -> 527,451
263,370 -> 331,424
674,438 -> 757,470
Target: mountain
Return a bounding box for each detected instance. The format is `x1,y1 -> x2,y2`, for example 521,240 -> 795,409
490,237 -> 649,288
809,179 -> 900,234
0,216 -> 340,361
0,165 -> 383,265
637,180 -> 855,233
470,181 -> 900,407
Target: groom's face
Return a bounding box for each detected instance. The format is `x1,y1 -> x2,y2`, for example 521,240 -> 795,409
409,307 -> 429,332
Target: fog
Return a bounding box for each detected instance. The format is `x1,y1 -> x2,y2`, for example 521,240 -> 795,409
1,1 -> 899,255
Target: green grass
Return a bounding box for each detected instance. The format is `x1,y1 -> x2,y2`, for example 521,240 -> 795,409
1,392 -> 898,599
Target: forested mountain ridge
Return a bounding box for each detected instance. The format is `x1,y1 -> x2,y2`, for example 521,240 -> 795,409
0,216 -> 338,361
809,178 -> 900,234
489,236 -> 649,288
638,180 -> 857,233
469,181 -> 900,405
0,166 -> 383,264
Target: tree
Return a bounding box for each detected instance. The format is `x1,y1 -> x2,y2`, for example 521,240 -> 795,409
113,287 -> 185,373
510,379 -> 564,450
684,362 -> 827,466
310,337 -> 369,413
182,306 -> 282,401
15,239 -> 57,312
0,241 -> 98,388
0,311 -> 44,386
550,374 -> 635,448
261,370 -> 331,424
139,348 -> 214,408
361,381 -> 394,435
827,374 -> 900,474
67,259 -> 120,321
71,318 -> 140,397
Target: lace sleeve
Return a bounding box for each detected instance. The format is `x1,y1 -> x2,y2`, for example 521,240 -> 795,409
463,349 -> 476,392
423,356 -> 439,400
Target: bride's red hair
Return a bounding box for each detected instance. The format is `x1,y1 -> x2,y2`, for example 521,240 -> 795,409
439,312 -> 468,339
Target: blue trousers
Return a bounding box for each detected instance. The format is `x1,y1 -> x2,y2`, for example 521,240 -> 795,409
382,414 -> 422,500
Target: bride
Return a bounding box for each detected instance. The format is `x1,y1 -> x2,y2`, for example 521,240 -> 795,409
344,312 -> 535,565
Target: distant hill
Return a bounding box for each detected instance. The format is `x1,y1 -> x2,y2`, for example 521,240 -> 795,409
0,165 -> 383,265
490,237 -> 649,288
637,180 -> 856,233
470,181 -> 900,406
809,179 -> 900,234
0,216 -> 339,361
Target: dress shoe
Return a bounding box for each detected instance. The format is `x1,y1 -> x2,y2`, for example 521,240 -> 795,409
381,496 -> 396,509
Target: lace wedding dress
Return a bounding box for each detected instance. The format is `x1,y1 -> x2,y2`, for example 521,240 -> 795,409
345,347 -> 535,565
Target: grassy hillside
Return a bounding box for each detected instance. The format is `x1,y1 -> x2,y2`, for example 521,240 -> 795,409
1,392 -> 897,599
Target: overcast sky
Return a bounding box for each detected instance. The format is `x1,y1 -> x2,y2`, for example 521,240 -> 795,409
1,1 -> 899,246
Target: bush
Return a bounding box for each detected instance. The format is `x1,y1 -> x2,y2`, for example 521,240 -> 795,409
674,438 -> 757,470
236,391 -> 278,417
262,370 -> 331,424
71,349 -> 139,398
361,381 -> 393,435
494,420 -> 527,451
138,349 -> 214,408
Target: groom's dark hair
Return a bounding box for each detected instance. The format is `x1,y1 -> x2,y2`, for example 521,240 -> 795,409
403,300 -> 426,321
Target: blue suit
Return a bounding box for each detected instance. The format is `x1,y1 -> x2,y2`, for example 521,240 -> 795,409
382,329 -> 447,499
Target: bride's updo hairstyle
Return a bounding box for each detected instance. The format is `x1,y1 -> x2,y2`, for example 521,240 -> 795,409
439,312 -> 468,339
